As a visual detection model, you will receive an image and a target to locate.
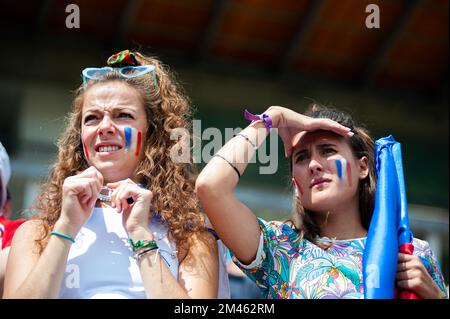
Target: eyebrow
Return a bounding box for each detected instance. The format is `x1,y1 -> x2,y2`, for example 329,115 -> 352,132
317,143 -> 338,148
83,106 -> 137,114
293,143 -> 338,157
293,149 -> 307,158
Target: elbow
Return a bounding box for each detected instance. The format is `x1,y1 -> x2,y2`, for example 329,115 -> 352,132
195,174 -> 216,200
195,173 -> 228,202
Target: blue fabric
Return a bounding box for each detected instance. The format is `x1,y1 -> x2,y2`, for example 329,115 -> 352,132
363,135 -> 413,299
392,141 -> 414,247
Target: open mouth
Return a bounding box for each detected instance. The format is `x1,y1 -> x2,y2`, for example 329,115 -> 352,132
95,145 -> 123,153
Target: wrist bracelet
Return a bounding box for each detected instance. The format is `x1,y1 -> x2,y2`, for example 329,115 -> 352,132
234,133 -> 258,150
51,231 -> 76,243
128,238 -> 158,253
212,154 -> 241,179
135,247 -> 172,267
244,109 -> 273,130
136,246 -> 158,258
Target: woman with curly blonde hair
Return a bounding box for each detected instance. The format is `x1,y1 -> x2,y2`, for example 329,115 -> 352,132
3,50 -> 228,298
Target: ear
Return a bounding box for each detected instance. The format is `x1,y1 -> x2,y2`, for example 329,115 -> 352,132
358,156 -> 369,180
291,177 -> 304,197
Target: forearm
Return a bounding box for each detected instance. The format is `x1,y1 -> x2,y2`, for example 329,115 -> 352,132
6,222 -> 74,298
128,227 -> 189,298
195,109 -> 282,263
138,250 -> 190,299
198,120 -> 269,195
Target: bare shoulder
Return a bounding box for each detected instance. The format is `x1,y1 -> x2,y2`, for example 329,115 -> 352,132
11,219 -> 45,247
15,219 -> 43,236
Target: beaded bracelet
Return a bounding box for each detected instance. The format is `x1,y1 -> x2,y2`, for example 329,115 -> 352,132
136,246 -> 159,259
128,238 -> 158,253
234,133 -> 257,150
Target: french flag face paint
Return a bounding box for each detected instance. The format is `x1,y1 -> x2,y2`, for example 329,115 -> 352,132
81,131 -> 90,161
333,158 -> 352,187
124,127 -> 142,157
83,142 -> 90,161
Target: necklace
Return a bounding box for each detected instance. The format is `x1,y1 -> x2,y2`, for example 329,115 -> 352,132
97,183 -> 146,204
98,186 -> 113,203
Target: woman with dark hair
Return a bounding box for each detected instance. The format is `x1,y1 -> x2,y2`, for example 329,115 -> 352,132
195,104 -> 447,299
3,50 -> 228,299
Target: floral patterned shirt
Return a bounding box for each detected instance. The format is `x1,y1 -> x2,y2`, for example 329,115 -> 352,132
232,218 -> 448,299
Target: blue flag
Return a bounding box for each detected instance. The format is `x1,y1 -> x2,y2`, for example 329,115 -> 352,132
363,135 -> 414,299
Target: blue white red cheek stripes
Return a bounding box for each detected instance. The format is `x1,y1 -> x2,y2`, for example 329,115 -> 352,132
334,159 -> 352,186
124,127 -> 142,156
83,142 -> 90,160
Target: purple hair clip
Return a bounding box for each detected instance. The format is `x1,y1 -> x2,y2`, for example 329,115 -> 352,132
243,109 -> 273,130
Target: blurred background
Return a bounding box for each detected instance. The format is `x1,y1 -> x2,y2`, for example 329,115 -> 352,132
0,0 -> 448,288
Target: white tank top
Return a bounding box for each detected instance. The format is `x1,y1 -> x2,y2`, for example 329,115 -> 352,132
59,206 -> 230,299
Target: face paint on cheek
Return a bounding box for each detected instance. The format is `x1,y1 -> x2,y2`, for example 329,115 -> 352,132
346,160 -> 352,187
81,131 -> 89,161
83,142 -> 90,161
124,127 -> 132,150
335,159 -> 343,179
124,127 -> 142,157
332,158 -> 352,187
135,131 -> 142,157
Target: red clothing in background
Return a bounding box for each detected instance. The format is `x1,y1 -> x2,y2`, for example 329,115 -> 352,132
0,215 -> 26,249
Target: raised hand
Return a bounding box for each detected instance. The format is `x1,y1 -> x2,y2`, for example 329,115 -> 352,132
59,166 -> 104,234
265,106 -> 353,157
107,179 -> 153,237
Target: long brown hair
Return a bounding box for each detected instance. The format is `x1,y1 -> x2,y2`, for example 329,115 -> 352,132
33,51 -> 205,255
288,103 -> 377,243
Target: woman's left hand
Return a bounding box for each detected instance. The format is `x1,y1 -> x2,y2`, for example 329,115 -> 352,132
396,253 -> 444,299
107,179 -> 153,237
264,106 -> 353,157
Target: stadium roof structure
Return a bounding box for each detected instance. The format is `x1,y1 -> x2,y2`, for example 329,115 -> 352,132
2,0 -> 448,95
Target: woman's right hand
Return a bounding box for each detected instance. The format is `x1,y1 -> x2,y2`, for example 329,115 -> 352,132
264,106 -> 353,157
58,166 -> 104,234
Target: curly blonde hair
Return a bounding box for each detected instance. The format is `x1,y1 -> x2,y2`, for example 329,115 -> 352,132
33,51 -> 206,255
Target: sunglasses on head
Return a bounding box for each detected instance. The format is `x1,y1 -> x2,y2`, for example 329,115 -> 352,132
82,65 -> 157,88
